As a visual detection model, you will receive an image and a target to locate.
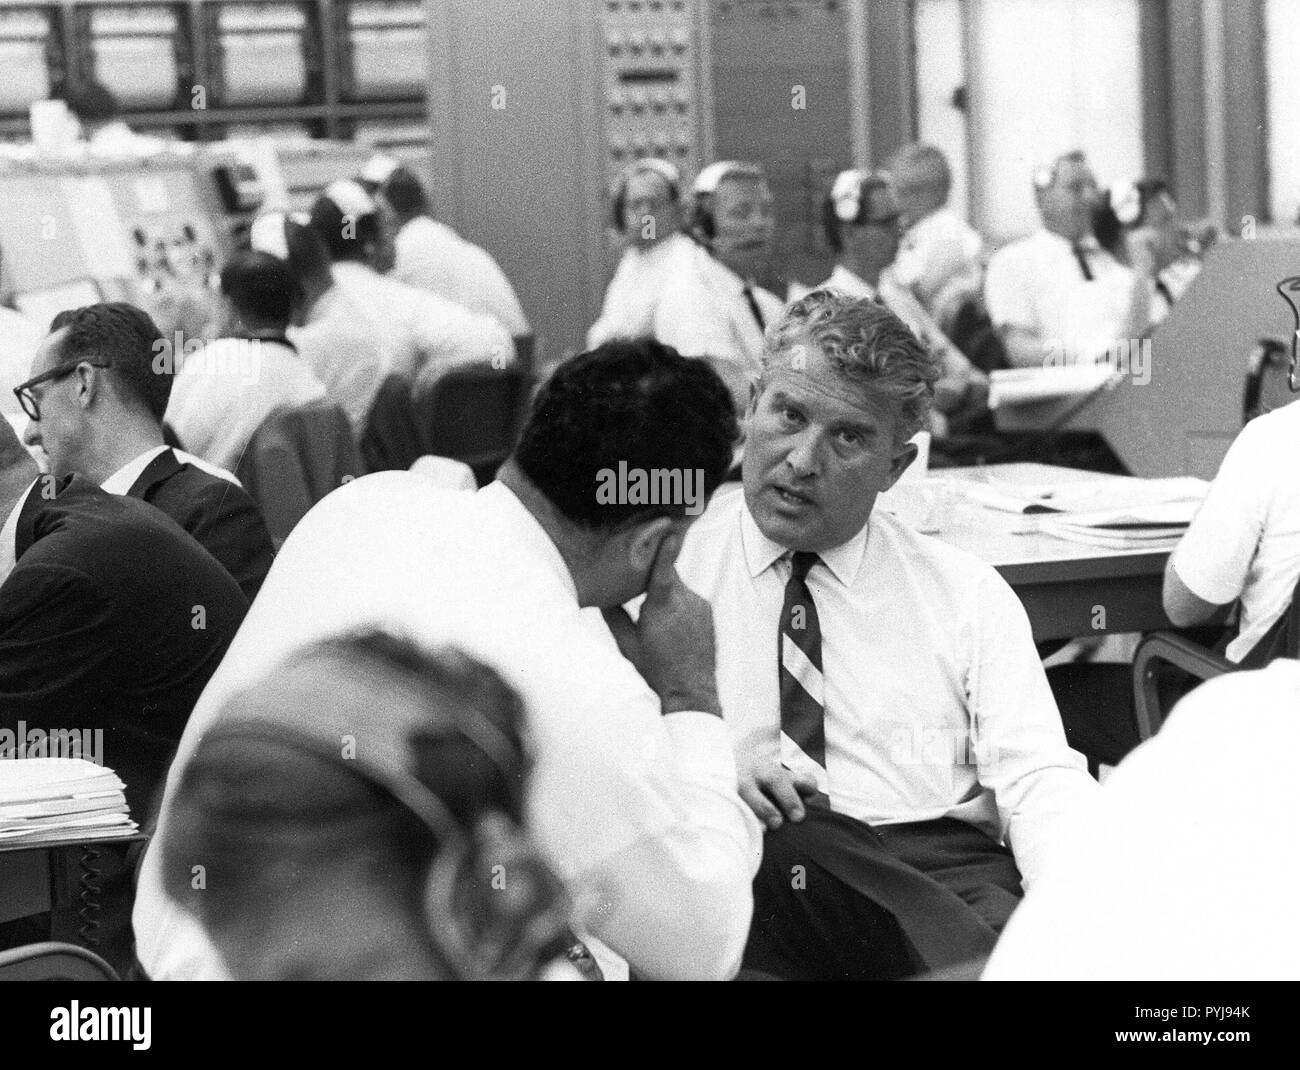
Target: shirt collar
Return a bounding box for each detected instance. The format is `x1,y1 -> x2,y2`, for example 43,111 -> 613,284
0,477 -> 38,584
101,445 -> 170,495
738,497 -> 871,587
698,246 -> 752,296
1040,229 -> 1100,253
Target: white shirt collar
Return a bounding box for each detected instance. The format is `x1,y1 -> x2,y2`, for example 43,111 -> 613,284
738,495 -> 871,587
0,477 -> 38,583
697,246 -> 753,296
101,445 -> 170,496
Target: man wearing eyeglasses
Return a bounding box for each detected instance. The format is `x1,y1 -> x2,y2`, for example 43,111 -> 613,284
815,169 -> 986,434
17,303 -> 275,602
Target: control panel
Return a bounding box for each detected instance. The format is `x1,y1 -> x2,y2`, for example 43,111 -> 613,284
599,0 -> 705,181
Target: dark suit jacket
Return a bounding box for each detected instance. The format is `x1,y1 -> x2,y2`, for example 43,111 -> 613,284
0,476 -> 249,818
127,448 -> 275,603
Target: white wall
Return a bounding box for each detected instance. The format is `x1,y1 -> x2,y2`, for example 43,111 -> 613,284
1265,0 -> 1300,224
913,0 -> 970,221
965,0 -> 1143,245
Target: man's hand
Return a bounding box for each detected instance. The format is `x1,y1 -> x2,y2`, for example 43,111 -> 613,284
602,528 -> 722,717
738,757 -> 820,830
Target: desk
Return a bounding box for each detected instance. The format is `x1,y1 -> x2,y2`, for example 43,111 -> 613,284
918,463 -> 1176,642
0,833 -> 148,951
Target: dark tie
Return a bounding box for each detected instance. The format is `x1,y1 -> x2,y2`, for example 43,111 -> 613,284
743,284 -> 766,331
1155,278 -> 1175,308
780,551 -> 825,767
1071,243 -> 1094,282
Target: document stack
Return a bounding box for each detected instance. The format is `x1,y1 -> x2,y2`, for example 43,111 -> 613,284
0,760 -> 136,847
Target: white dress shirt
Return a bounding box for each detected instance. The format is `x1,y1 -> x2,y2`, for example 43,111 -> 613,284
133,474 -> 761,981
1170,399 -> 1300,662
392,216 -> 529,336
587,232 -> 695,348
652,242 -> 783,376
289,284 -> 391,429
984,230 -> 1138,362
984,657 -> 1300,980
165,338 -> 328,472
676,486 -> 1097,888
100,445 -> 241,495
891,207 -> 985,325
331,262 -> 515,383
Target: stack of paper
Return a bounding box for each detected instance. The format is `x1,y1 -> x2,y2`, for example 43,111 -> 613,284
988,365 -> 1122,409
956,474 -> 1209,517
1037,500 -> 1200,549
0,760 -> 136,846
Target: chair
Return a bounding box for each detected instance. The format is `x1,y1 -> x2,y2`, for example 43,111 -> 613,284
359,373 -> 423,474
0,941 -> 119,981
234,399 -> 364,545
413,364 -> 526,486
1132,573 -> 1300,740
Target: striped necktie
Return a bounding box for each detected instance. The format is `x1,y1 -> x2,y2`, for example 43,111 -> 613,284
780,551 -> 825,767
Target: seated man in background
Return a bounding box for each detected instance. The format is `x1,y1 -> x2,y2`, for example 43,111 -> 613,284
985,656 -> 1300,979
985,151 -> 1154,368
654,161 -> 784,411
0,419 -> 247,819
166,250 -> 328,472
1097,178 -> 1204,326
370,160 -> 530,338
161,630 -> 576,981
1163,396 -> 1300,666
19,302 -> 274,602
309,180 -> 514,385
676,291 -> 1097,980
587,158 -> 694,348
819,169 -> 988,438
135,339 -> 761,982
886,143 -> 985,333
249,211 -> 390,431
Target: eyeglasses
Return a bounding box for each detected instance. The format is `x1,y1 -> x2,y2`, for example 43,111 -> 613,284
13,361 -> 111,422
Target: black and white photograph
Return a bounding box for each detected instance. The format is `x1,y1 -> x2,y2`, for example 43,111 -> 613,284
0,0 -> 1290,1035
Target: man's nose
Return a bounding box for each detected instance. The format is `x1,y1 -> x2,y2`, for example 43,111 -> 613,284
785,432 -> 821,478
21,420 -> 40,448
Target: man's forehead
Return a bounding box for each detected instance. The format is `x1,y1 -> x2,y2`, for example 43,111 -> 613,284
32,328 -> 67,371
762,344 -> 894,421
717,175 -> 770,201
627,170 -> 672,198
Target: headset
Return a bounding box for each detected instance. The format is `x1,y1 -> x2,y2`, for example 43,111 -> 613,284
179,638 -> 574,981
822,168 -> 893,252
610,157 -> 681,232
688,159 -> 766,245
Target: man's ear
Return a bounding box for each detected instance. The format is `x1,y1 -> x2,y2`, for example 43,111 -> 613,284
73,363 -> 100,409
883,440 -> 919,492
625,515 -> 676,572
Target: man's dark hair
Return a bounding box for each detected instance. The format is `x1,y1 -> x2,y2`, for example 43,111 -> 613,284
514,339 -> 738,528
220,251 -> 296,327
382,167 -> 428,218
48,302 -> 170,421
309,194 -> 381,263
62,80 -> 119,126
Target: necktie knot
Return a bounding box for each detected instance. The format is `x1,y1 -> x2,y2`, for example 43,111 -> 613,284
789,551 -> 819,582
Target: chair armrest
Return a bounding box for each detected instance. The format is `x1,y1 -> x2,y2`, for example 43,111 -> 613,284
1132,632 -> 1236,742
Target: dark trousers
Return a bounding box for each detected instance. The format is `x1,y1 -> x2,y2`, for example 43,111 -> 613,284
742,808 -> 1022,981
